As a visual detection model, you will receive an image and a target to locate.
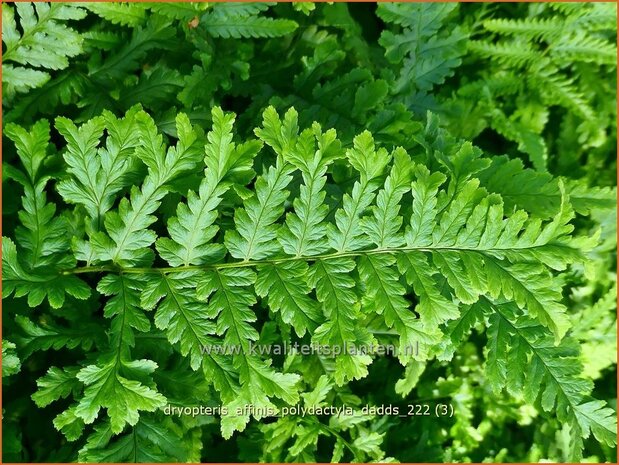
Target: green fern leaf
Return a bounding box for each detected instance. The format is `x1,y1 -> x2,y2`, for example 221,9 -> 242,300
257,107 -> 342,256
91,112 -> 202,265
75,356 -> 166,434
3,237 -> 90,308
157,107 -> 260,267
118,67 -> 184,110
361,148 -> 412,248
328,131 -> 390,252
405,165 -> 446,246
397,252 -> 460,328
196,267 -> 301,437
140,271 -> 239,398
148,2 -> 210,21
2,3 -> 85,100
378,4 -> 465,96
482,18 -> 564,41
79,2 -> 147,27
87,16 -> 175,81
201,9 -> 297,39
359,254 -> 438,362
377,3 -> 457,32
32,366 -> 81,408
2,65 -> 49,98
309,258 -> 372,385
2,340 -> 21,377
78,417 -> 193,462
225,161 -> 293,261
56,107 -> 142,225
15,315 -> 101,358
551,32 -> 617,65
255,261 -> 322,337
487,302 -> 617,460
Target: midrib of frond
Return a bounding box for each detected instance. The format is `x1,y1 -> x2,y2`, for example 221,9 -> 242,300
67,241 -> 576,275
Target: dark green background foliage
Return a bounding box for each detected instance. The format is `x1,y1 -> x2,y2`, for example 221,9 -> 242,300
2,2 -> 617,463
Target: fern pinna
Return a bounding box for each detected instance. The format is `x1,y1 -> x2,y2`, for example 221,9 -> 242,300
3,105 -> 616,462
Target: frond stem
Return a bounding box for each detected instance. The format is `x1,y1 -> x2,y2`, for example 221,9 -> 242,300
61,242 -> 561,275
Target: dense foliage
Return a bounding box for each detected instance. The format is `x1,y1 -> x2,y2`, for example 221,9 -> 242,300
2,2 -> 617,463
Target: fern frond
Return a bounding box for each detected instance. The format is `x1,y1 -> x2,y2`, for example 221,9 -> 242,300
397,252 -> 460,328
3,121 -> 91,306
2,65 -> 49,99
70,273 -> 166,434
140,272 -> 239,396
32,366 -> 81,408
295,68 -> 381,131
2,0 -> 615,457
378,4 -> 466,96
88,16 -> 175,81
551,33 -> 617,65
281,132 -> 336,255
572,284 -> 617,379
79,2 -> 147,27
377,3 -> 457,32
395,31 -> 466,94
487,302 -> 617,461
309,258 -> 372,385
358,254 -> 438,362
487,108 -> 548,171
91,113 -> 202,265
2,3 -> 86,100
531,63 -> 595,121
75,357 -> 166,434
78,417 -> 195,462
225,159 -> 293,261
256,108 -> 342,256
209,2 -> 274,18
221,110 -> 306,261
401,167 -> 584,339
16,315 -> 101,358
568,3 -> 617,31
328,131 -> 390,252
196,267 -> 301,437
4,119 -> 50,185
361,148 -> 412,249
460,74 -> 523,99
2,237 -> 90,308
148,2 -> 210,21
405,165 -> 446,246
5,106 -> 613,457
56,106 -> 142,225
2,341 -> 21,377
482,18 -> 564,41
469,40 -> 536,67
118,67 -> 184,110
201,8 -> 297,39
255,261 -> 322,338
157,107 -> 260,267
4,70 -> 86,124
4,123 -> 72,267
